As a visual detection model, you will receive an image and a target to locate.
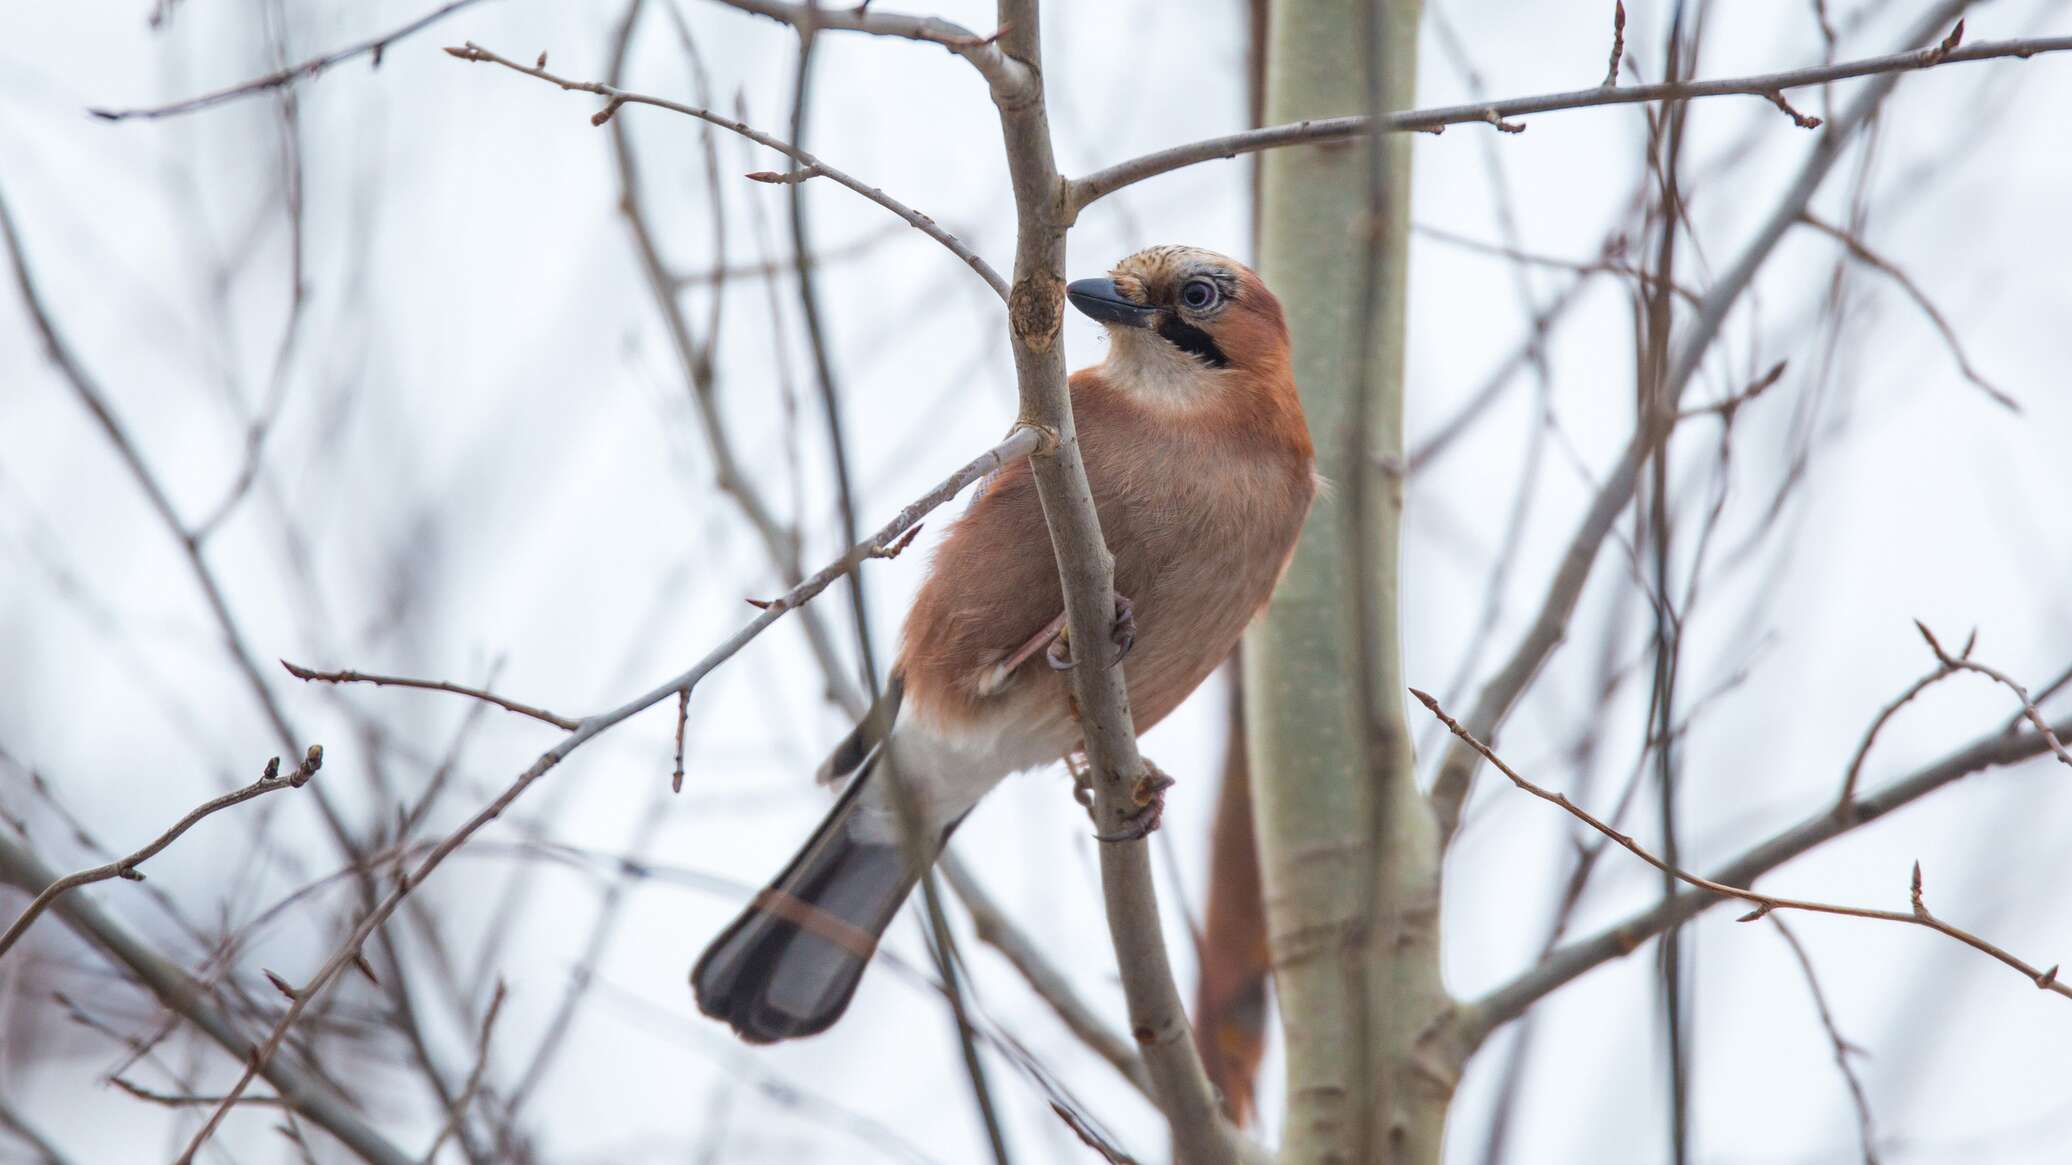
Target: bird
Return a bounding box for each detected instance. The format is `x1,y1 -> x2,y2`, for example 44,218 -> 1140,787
692,244 -> 1316,1044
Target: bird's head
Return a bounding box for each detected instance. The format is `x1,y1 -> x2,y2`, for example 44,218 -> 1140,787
1067,245 -> 1291,401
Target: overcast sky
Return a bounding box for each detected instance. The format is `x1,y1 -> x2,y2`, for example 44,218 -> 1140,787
4,1 -> 2071,1162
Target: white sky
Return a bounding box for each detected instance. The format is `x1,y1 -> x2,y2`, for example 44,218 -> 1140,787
3,1 -> 2070,1162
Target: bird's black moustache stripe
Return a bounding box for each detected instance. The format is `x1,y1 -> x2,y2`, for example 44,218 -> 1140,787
1156,316 -> 1229,368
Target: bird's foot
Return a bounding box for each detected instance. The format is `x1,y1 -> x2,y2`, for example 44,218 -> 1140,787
1094,763 -> 1175,843
1046,593 -> 1137,671
1067,752 -> 1095,812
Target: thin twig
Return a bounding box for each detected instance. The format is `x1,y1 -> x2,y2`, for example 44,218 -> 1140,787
1415,224 -> 1702,306
1798,212 -> 2019,411
420,981 -> 507,1165
705,0 -> 1028,92
1676,359 -> 1788,422
671,687 -> 691,793
88,0 -> 494,121
444,42 -> 1009,300
0,748 -> 322,961
937,853 -> 1152,1098
1914,622 -> 2072,768
109,1078 -> 289,1109
280,661 -> 581,730
1766,88 -> 1825,128
1770,918 -> 1880,1165
1836,653 -> 1963,809
1602,1 -> 1627,88
1068,32 -> 2072,208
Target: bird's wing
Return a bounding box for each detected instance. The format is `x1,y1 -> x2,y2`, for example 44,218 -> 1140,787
815,675 -> 904,788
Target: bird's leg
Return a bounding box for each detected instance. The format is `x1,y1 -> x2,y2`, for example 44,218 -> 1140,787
1045,592 -> 1137,671
1094,758 -> 1176,843
979,611 -> 1068,696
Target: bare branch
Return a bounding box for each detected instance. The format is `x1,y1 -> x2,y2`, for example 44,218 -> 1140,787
0,176 -> 368,866
1836,652 -> 1965,809
445,42 -> 1009,300
1602,1 -> 1627,88
704,0 -> 1029,94
0,748 -> 323,961
1676,359 -> 1789,422
110,1078 -> 289,1109
1426,0 -> 1980,844
937,853 -> 1153,1098
1068,33 -> 2072,209
169,426 -> 1042,1161
1415,224 -> 1702,306
1765,88 -> 1825,128
1914,622 -> 2072,769
1453,697 -> 2072,1049
602,4 -> 865,718
977,2 -> 1252,1161
87,0 -> 494,121
419,981 -> 507,1165
0,833 -> 414,1165
1770,918 -> 1880,1165
1416,688 -> 2072,1008
1798,212 -> 2019,410
280,661 -> 581,731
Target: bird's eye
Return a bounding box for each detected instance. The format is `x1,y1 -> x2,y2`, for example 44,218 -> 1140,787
1179,278 -> 1220,311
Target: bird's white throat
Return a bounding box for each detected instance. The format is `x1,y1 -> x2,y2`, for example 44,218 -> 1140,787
1103,325 -> 1230,409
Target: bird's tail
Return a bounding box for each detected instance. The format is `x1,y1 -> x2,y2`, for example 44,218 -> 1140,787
691,751 -> 935,1042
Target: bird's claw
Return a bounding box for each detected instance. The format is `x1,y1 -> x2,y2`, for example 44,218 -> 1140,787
1110,593 -> 1136,662
1046,593 -> 1136,671
1093,767 -> 1176,843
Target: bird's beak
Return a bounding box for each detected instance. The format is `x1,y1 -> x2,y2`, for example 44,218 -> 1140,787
1066,278 -> 1158,329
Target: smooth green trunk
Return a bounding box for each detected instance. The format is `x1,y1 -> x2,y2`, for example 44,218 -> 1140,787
1248,0 -> 1454,1161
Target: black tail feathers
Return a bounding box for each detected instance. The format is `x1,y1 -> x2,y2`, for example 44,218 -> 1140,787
691,756 -> 929,1042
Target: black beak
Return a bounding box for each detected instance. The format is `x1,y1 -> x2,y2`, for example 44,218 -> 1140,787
1066,278 -> 1158,329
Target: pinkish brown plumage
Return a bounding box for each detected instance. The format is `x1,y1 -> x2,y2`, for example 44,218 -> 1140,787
694,246 -> 1315,1043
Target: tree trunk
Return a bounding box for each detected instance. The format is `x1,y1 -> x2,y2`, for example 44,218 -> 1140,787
1249,0 -> 1455,1161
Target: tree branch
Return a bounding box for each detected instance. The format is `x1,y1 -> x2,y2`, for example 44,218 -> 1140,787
978,2 -> 1244,1161
0,748 -> 322,961
1452,699 -> 2072,1051
0,176 -> 371,872
1418,687 -> 2071,1003
1769,917 -> 1880,1165
444,42 -> 1010,300
1913,621 -> 2072,769
279,662 -> 581,730
613,4 -> 1129,1105
937,852 -> 1153,1098
1067,31 -> 2072,209
1426,0 -> 1987,844
705,0 -> 1028,93
0,830 -> 413,1165
419,980 -> 506,1165
168,426 -> 1041,1161
87,0 -> 495,121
